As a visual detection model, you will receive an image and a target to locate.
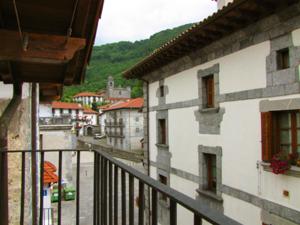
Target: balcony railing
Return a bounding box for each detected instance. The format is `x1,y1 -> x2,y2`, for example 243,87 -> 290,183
39,117 -> 72,125
0,149 -> 241,225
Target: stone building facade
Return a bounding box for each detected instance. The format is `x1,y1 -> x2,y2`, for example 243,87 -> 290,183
124,1 -> 300,225
104,98 -> 144,151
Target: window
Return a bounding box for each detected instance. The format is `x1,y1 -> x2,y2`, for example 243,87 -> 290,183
119,91 -> 122,95
277,48 -> 290,70
135,117 -> 139,122
159,174 -> 168,201
160,85 -> 164,97
261,110 -> 300,161
158,119 -> 166,144
204,154 -> 217,193
136,127 -> 140,133
203,75 -> 214,108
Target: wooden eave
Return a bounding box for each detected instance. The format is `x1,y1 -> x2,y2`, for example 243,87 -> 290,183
0,0 -> 104,101
123,0 -> 298,79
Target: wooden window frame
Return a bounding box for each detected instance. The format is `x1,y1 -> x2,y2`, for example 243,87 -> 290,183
203,75 -> 214,108
261,110 -> 299,162
158,119 -> 166,145
204,154 -> 217,193
276,48 -> 290,70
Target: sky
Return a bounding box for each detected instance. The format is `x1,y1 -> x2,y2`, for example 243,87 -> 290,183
95,0 -> 217,45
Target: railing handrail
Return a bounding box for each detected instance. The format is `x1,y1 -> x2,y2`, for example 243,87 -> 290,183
1,148 -> 241,225
94,148 -> 241,225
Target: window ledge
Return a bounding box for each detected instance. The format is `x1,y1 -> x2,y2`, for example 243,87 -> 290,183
260,162 -> 300,178
156,144 -> 169,149
196,188 -> 223,202
199,107 -> 219,114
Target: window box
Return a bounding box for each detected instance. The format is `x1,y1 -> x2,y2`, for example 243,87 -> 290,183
260,161 -> 300,178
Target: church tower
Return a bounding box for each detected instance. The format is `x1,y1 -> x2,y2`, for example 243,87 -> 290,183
107,75 -> 114,89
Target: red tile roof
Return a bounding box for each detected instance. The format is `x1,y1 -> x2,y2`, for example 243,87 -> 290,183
97,104 -> 112,109
104,98 -> 144,111
44,161 -> 58,184
84,108 -> 98,114
52,102 -> 83,110
73,92 -> 102,98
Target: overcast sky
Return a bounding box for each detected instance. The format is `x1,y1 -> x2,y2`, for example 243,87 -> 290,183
95,0 -> 217,45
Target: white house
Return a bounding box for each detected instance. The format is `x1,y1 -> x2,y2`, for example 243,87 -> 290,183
104,98 -> 144,151
124,1 -> 300,225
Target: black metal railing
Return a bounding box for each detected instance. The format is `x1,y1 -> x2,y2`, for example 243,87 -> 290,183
0,149 -> 241,225
39,117 -> 72,125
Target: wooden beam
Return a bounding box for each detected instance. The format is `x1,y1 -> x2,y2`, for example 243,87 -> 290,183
0,29 -> 86,64
0,61 -> 13,83
64,53 -> 79,85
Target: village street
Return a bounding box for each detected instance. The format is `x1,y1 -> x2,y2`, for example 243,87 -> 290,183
51,152 -> 144,225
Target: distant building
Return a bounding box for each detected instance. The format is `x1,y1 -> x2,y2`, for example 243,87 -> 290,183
106,75 -> 131,99
73,92 -> 103,107
104,98 -> 144,151
73,76 -> 131,106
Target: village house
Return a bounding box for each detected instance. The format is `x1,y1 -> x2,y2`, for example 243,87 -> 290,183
124,0 -> 300,225
73,75 -> 131,106
104,98 -> 144,151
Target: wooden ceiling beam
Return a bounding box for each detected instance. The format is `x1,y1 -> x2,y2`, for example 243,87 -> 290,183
0,29 -> 86,64
0,61 -> 13,83
64,53 -> 79,85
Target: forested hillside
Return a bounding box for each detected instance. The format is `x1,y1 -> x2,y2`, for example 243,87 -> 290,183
62,23 -> 193,101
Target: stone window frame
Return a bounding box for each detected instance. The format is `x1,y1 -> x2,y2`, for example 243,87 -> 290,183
266,34 -> 300,87
156,79 -> 169,106
198,145 -> 223,201
197,64 -> 220,112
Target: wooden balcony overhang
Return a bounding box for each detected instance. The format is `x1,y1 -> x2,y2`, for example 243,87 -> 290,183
0,0 -> 105,101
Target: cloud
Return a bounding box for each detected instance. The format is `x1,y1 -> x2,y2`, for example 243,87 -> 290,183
95,0 -> 217,45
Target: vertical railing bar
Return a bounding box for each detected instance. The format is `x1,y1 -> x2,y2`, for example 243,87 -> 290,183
151,189 -> 157,225
20,152 -> 26,225
98,155 -> 102,225
194,213 -> 202,225
39,151 -> 44,225
121,170 -> 126,225
170,199 -> 177,225
101,157 -> 104,225
129,175 -> 134,225
57,151 -> 62,225
109,162 -> 113,225
93,152 -> 98,225
114,165 -> 118,225
103,158 -> 108,225
76,151 -> 81,225
138,181 -> 144,225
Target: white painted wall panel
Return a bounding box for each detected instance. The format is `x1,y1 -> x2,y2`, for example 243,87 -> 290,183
149,111 -> 157,162
149,81 -> 159,107
223,194 -> 261,225
292,28 -> 300,46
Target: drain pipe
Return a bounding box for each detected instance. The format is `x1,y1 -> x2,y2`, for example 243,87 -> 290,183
0,82 -> 22,225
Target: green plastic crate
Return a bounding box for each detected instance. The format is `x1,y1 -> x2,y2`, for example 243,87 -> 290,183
63,187 -> 76,201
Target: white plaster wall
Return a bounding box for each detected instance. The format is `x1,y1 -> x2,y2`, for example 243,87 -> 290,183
165,68 -> 198,104
149,81 -> 159,107
292,28 -> 300,46
54,109 -> 61,117
223,194 -> 261,225
218,41 -> 269,94
168,106 -> 199,175
0,82 -> 13,99
149,111 -> 157,162
160,41 -> 270,105
39,104 -> 52,117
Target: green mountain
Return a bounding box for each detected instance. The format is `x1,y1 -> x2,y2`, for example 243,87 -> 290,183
62,23 -> 193,102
